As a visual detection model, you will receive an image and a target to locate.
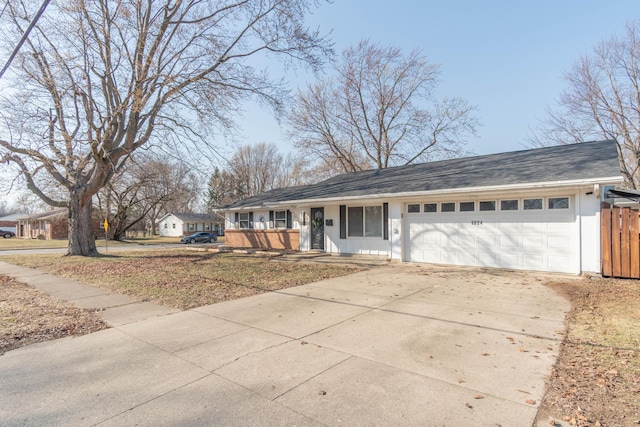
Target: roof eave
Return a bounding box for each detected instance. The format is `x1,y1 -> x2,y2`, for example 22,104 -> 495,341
257,176 -> 624,207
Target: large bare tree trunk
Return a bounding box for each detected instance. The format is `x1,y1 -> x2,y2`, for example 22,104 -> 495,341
67,191 -> 98,256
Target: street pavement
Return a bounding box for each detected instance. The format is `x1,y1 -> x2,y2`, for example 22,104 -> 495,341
0,260 -> 574,426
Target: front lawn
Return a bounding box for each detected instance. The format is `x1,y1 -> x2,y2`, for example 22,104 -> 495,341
0,251 -> 361,310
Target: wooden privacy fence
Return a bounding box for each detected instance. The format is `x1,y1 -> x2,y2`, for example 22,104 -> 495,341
601,202 -> 640,278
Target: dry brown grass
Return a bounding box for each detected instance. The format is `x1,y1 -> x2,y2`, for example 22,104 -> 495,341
538,278 -> 640,426
0,250 -> 362,310
0,276 -> 109,355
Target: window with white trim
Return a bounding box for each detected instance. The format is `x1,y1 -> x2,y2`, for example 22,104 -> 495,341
189,223 -> 195,231
407,204 -> 420,213
460,201 -> 475,212
274,210 -> 287,229
479,201 -> 496,211
441,202 -> 455,212
424,203 -> 437,213
548,197 -> 569,209
239,213 -> 250,229
348,206 -> 383,238
500,199 -> 518,211
523,198 -> 543,210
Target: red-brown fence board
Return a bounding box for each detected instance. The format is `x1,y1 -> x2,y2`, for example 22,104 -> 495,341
601,202 -> 640,278
601,204 -> 612,277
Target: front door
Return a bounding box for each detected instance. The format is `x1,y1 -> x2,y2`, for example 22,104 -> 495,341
310,207 -> 324,250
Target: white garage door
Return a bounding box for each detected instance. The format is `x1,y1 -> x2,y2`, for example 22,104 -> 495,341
404,197 -> 578,273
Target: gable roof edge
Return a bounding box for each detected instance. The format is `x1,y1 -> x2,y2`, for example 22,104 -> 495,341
255,175 -> 624,208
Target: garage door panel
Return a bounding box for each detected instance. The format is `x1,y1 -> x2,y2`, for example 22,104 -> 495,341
478,234 -> 499,249
522,235 -> 545,248
523,255 -> 545,270
547,255 -> 571,271
500,253 -> 521,267
406,199 -> 577,273
548,235 -> 573,250
499,235 -> 521,250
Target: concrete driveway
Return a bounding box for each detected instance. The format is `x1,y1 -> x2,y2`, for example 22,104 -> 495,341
0,263 -> 572,426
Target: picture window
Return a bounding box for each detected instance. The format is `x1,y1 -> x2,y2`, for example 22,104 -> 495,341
348,206 -> 383,238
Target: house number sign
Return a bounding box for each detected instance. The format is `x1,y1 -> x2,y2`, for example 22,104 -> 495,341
471,220 -> 483,225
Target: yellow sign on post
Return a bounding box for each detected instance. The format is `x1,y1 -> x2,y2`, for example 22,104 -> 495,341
103,219 -> 109,251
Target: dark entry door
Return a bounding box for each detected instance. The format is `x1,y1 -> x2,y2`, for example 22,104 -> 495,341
310,207 -> 324,250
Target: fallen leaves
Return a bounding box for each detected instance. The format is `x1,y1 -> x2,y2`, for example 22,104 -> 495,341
0,275 -> 109,355
537,278 -> 640,426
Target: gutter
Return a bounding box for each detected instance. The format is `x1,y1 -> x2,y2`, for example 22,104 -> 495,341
218,176 -> 623,211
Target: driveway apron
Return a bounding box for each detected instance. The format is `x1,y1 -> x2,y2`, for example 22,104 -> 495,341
0,263 -> 572,426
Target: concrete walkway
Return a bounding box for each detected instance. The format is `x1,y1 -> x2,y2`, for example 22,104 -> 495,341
0,260 -> 573,426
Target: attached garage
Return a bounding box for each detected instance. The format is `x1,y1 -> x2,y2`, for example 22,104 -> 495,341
220,140 -> 623,275
404,195 -> 578,273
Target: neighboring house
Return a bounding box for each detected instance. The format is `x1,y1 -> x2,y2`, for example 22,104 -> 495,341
16,208 -> 69,240
158,213 -> 224,237
0,213 -> 28,234
220,140 -> 623,274
15,208 -> 102,240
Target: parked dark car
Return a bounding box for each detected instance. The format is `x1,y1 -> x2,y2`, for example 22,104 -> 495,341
1,229 -> 16,238
180,232 -> 217,244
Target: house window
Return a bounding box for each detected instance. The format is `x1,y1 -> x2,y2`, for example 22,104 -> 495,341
189,223 -> 195,231
549,197 -> 569,209
501,200 -> 518,211
348,206 -> 382,238
164,223 -> 168,229
523,198 -> 543,210
460,201 -> 475,212
205,223 -> 211,231
479,201 -> 496,211
441,202 -> 455,212
172,223 -> 176,229
424,203 -> 437,213
239,212 -> 250,229
274,210 -> 287,229
407,204 -> 420,213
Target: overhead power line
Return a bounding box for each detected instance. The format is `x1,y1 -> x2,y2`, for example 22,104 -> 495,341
0,0 -> 51,81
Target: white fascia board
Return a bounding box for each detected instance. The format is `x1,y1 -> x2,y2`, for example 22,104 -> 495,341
262,176 -> 624,207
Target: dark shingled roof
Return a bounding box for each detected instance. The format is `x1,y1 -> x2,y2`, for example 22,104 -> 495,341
169,213 -> 218,222
223,140 -> 622,209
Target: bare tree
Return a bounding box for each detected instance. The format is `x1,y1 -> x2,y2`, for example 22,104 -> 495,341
288,40 -> 479,175
0,0 -> 331,255
96,154 -> 199,240
529,21 -> 640,188
206,142 -> 308,207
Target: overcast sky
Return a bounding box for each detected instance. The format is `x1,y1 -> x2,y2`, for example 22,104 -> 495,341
232,0 -> 640,160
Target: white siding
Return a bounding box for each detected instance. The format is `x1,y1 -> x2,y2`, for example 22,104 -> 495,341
158,215 -> 183,237
578,190 -> 602,273
323,204 -> 390,257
